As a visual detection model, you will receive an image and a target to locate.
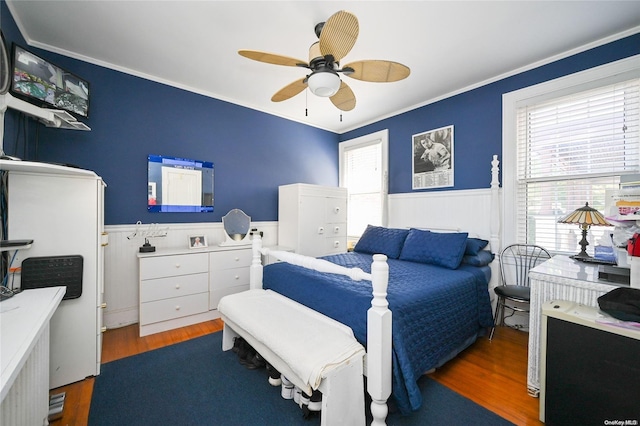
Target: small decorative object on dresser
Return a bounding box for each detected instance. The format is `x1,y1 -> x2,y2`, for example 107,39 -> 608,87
189,235 -> 207,249
219,209 -> 252,246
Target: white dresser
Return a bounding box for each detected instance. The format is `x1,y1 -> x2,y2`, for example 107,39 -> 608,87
278,183 -> 348,257
527,255 -> 626,396
138,245 -> 252,336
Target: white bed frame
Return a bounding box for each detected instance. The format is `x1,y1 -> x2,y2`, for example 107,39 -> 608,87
249,155 -> 501,425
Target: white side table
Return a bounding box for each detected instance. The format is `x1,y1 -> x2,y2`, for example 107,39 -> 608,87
527,255 -> 625,396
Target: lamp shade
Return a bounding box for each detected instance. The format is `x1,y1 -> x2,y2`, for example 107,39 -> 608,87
307,71 -> 340,97
558,202 -> 611,226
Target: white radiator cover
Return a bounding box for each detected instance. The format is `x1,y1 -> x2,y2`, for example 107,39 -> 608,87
0,324 -> 50,426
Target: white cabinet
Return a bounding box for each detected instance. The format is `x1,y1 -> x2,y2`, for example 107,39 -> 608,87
278,183 -> 348,257
209,247 -> 252,309
138,246 -> 252,336
527,255 -> 625,396
0,287 -> 65,426
4,160 -> 106,389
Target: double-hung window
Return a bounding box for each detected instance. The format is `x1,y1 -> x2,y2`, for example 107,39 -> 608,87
503,56 -> 640,254
339,129 -> 389,240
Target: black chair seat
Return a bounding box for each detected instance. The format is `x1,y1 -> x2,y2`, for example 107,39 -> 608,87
494,285 -> 530,302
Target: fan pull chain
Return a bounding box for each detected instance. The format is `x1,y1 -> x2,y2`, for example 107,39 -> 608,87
305,89 -> 308,116
340,113 -> 342,122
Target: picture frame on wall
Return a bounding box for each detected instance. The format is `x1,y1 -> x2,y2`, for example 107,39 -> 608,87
412,125 -> 454,190
188,235 -> 207,249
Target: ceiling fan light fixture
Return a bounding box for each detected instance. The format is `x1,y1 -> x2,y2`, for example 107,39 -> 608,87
307,72 -> 340,97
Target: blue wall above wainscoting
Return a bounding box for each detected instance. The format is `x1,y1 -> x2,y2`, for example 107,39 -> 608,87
1,2 -> 339,225
341,33 -> 640,194
2,1 -> 639,226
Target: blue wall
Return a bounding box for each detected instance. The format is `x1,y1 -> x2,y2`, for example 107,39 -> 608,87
341,33 -> 640,194
3,2 -> 639,225
1,2 -> 339,225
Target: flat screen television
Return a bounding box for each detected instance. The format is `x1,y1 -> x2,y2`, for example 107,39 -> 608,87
148,155 -> 214,213
10,43 -> 90,118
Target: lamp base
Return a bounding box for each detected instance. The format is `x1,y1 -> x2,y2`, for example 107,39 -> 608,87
570,253 -> 591,260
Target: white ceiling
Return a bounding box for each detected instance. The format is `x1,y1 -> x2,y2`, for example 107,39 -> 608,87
6,1 -> 640,134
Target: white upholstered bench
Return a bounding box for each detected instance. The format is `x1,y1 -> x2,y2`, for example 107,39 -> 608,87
218,289 -> 366,426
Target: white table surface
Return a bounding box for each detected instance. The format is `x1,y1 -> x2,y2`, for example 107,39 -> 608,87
0,287 -> 65,402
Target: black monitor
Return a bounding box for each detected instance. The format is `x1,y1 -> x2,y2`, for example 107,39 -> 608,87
10,43 -> 90,118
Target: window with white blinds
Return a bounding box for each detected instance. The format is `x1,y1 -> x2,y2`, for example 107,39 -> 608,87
516,78 -> 640,253
339,130 -> 389,238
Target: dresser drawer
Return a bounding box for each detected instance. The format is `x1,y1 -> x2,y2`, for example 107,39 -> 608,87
140,253 -> 208,280
140,272 -> 209,303
211,267 -> 250,290
325,236 -> 347,254
210,249 -> 252,271
325,197 -> 347,223
140,292 -> 209,325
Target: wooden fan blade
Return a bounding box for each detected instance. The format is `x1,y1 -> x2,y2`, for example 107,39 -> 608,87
330,81 -> 356,111
271,78 -> 308,102
239,50 -> 308,67
319,10 -> 359,62
343,60 -> 410,82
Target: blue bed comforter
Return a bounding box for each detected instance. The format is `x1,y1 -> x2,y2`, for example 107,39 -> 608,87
262,252 -> 494,415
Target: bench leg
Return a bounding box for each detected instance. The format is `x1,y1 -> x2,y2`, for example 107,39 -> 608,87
318,357 -> 365,426
222,323 -> 240,351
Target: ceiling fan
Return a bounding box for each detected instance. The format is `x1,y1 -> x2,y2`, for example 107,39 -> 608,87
238,10 -> 410,112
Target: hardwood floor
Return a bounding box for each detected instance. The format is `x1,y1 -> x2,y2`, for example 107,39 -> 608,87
49,322 -> 541,426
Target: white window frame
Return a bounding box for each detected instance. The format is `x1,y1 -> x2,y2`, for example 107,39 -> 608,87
339,129 -> 389,238
502,55 -> 640,249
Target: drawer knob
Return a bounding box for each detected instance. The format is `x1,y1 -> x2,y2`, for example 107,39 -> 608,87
334,226 -> 340,233
175,284 -> 181,289
234,275 -> 239,280
175,263 -> 181,269
234,257 -> 239,261
175,305 -> 181,311
318,226 -> 325,234
334,207 -> 340,213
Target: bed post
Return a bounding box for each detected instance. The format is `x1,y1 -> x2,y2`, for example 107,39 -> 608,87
250,234 -> 264,290
490,154 -> 501,255
367,254 -> 391,426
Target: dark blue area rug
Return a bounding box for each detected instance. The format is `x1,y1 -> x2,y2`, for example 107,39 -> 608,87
89,332 -> 513,425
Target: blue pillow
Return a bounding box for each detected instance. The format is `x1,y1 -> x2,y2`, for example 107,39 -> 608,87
462,250 -> 495,267
465,238 -> 489,255
399,229 -> 469,269
354,225 -> 409,259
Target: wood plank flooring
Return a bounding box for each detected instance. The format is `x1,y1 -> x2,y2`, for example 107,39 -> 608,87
49,322 -> 542,426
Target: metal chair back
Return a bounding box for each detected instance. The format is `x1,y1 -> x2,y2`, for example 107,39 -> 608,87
500,244 -> 551,288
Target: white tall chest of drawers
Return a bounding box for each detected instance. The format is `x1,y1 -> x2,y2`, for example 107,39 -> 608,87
278,183 -> 348,257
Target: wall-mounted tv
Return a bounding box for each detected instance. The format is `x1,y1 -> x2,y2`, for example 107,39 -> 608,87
10,43 -> 90,118
148,155 -> 214,213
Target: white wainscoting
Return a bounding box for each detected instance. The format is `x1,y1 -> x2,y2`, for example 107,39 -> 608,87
103,221 -> 278,329
104,188 -> 501,330
388,189 -> 496,240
